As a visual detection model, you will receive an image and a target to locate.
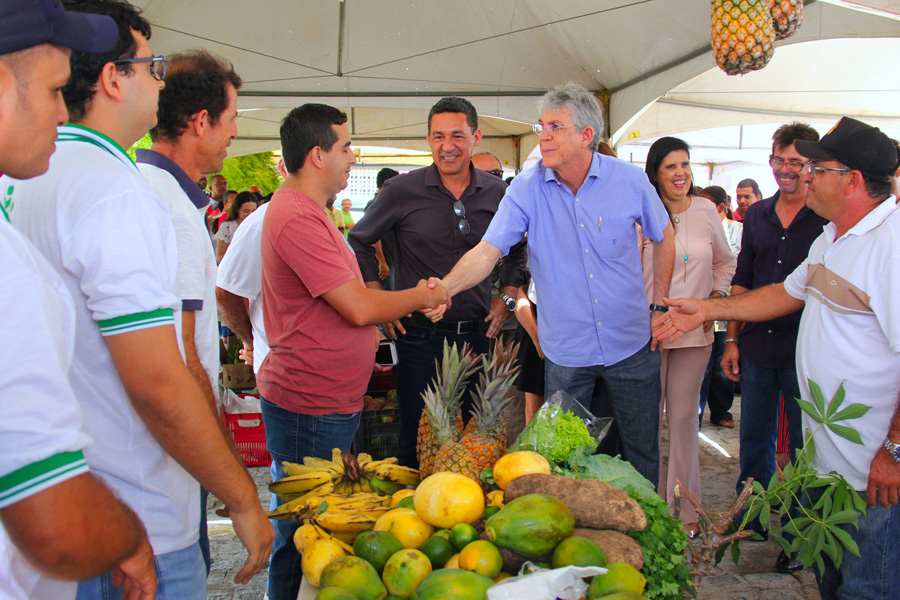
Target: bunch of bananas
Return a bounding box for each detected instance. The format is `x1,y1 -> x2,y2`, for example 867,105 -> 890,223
265,449 -> 420,520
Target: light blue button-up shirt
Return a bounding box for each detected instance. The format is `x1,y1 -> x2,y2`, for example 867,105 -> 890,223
483,153 -> 670,367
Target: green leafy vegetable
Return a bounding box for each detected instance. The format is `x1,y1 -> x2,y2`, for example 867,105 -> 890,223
550,410 -> 595,462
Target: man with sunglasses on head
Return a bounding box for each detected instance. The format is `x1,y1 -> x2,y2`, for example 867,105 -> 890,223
349,97 -> 527,469
721,123 -> 828,571
6,1 -> 272,597
654,116 -> 900,600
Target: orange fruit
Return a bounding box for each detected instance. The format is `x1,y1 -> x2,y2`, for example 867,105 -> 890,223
414,473 -> 485,528
458,540 -> 503,579
373,508 -> 434,549
493,451 -> 551,490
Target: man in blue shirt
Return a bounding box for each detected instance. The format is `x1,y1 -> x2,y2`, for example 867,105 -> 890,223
431,82 -> 674,486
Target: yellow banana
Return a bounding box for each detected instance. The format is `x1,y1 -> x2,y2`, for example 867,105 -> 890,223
359,477 -> 374,493
315,511 -> 378,533
311,524 -> 355,552
303,456 -> 344,475
282,461 -> 337,477
265,494 -> 313,520
374,464 -> 420,487
356,453 -> 373,467
268,472 -> 335,495
351,482 -> 362,494
331,448 -> 345,469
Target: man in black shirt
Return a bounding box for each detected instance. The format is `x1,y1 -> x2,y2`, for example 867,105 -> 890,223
350,98 -> 526,467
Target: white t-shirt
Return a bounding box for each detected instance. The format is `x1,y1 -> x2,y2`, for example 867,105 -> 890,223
217,202 -> 270,373
215,219 -> 238,245
138,160 -> 219,406
8,125 -> 199,555
0,216 -> 92,600
784,198 -> 900,490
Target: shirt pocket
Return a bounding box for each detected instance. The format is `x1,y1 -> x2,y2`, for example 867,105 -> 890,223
594,222 -> 635,260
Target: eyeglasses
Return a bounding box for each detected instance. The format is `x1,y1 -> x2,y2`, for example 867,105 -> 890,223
809,165 -> 851,178
769,157 -> 812,172
533,123 -> 580,136
453,200 -> 470,236
112,55 -> 167,81
486,169 -> 503,178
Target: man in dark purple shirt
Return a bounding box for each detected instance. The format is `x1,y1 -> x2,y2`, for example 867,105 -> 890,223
724,123 -> 828,569
349,97 -> 527,468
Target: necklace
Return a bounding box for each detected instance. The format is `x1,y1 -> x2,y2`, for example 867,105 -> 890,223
673,211 -> 689,283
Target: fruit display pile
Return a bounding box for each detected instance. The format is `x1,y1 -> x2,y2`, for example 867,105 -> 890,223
274,450 -> 659,600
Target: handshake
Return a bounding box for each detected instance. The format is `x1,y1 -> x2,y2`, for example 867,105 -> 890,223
416,277 -> 451,322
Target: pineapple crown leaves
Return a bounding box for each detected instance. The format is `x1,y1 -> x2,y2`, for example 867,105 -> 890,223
422,386 -> 458,445
430,339 -> 480,409
470,340 -> 521,429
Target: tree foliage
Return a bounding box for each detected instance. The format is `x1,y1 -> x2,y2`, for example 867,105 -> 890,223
217,152 -> 282,195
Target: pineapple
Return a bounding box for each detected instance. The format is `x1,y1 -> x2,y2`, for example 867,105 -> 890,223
711,0 -> 775,76
416,340 -> 479,477
459,339 -> 520,492
427,386 -> 481,482
768,0 -> 802,40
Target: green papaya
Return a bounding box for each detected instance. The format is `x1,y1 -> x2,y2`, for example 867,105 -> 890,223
412,568 -> 495,600
484,493 -> 574,558
319,556 -> 387,600
315,588 -> 359,600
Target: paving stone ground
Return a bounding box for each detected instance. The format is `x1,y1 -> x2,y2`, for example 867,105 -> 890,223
206,395 -> 822,599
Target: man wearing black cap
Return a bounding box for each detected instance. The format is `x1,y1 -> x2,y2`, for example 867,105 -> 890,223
652,116 -> 900,599
6,1 -> 272,598
0,2 -> 156,598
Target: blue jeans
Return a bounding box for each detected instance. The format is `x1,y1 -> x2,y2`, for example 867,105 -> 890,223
544,341 -> 661,488
198,486 -> 210,576
809,489 -> 900,600
77,542 -> 205,600
260,397 -> 360,600
393,323 -> 489,468
699,331 -> 735,423
735,358 -> 802,534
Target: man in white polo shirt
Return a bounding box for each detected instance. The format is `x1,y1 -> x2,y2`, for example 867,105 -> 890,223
0,2 -> 156,599
7,1 -> 272,597
134,48 -> 244,576
653,116 -> 900,599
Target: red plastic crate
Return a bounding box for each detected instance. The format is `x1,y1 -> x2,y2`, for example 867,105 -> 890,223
223,412 -> 271,467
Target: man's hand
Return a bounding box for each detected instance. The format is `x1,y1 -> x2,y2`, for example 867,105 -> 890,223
649,310 -> 665,351
377,259 -> 390,281
229,504 -> 275,584
867,447 -> 900,508
112,536 -> 156,600
651,298 -> 708,344
485,297 -> 510,339
239,341 -> 254,367
422,277 -> 451,321
721,342 -> 741,382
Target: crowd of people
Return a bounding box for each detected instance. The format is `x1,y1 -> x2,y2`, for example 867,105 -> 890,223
1,1 -> 899,600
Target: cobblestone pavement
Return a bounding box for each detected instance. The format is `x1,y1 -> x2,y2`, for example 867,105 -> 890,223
206,395 -> 822,599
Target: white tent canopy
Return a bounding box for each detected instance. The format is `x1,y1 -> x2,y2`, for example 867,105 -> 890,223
135,0 -> 900,166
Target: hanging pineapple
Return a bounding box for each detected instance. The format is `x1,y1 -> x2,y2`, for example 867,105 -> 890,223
711,0 -> 775,76
768,0 -> 803,40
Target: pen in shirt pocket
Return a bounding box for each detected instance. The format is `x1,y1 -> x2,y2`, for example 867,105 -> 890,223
598,216 -> 602,232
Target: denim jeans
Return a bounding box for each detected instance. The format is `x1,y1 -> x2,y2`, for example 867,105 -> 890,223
699,331 -> 735,423
393,323 -> 489,468
544,341 -> 661,488
735,358 -> 802,534
77,542 -> 205,600
260,397 -> 360,600
198,486 -> 210,576
809,488 -> 900,600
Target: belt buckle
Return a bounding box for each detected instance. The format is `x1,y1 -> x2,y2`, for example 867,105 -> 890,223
456,321 -> 465,335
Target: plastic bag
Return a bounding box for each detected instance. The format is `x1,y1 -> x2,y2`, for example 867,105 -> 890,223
221,388 -> 262,414
509,390 -> 612,463
487,564 -> 607,600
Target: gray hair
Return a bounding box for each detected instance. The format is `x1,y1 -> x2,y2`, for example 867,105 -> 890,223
538,82 -> 603,152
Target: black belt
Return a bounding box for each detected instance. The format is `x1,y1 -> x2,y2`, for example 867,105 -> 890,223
402,312 -> 485,335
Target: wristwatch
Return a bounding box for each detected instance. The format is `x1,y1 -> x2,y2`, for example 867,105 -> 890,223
883,437 -> 900,463
500,293 -> 516,312
649,304 -> 669,313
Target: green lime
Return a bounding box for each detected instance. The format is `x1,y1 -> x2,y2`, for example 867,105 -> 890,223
551,536 -> 608,569
397,496 -> 415,510
587,562 -> 646,598
420,535 -> 454,569
481,505 -> 500,520
449,523 -> 480,552
432,528 -> 451,540
352,530 -> 403,575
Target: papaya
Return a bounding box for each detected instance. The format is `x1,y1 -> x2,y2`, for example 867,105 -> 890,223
382,549 -> 432,598
411,568 -> 495,600
315,588 -> 359,600
484,493 -> 574,558
353,530 -> 403,575
319,556 -> 387,600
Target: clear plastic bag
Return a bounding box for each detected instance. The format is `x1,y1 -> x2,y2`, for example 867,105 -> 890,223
487,564 -> 607,600
509,390 -> 612,463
